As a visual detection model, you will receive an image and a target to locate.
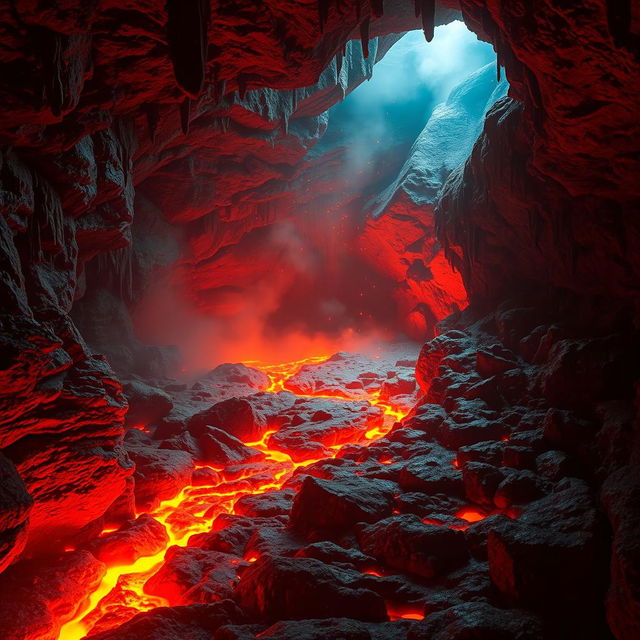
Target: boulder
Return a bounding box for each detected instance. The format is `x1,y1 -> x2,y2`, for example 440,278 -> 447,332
233,555 -> 386,622
290,475 -> 395,536
86,514 -> 168,565
188,397 -> 268,442
357,514 -> 467,579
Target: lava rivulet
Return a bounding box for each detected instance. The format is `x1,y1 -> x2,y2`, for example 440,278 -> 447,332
58,354 -> 411,639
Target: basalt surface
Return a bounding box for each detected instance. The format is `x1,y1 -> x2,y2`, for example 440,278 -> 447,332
0,334 -> 616,640
1,0 -> 639,639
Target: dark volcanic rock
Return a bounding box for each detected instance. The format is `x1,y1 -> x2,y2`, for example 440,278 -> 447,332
488,480 -> 600,615
601,466 -> 640,640
357,514 -> 468,579
88,601 -> 242,640
462,462 -> 505,506
196,426 -> 264,467
123,379 -> 173,428
399,452 -> 464,497
189,398 -> 268,443
125,434 -> 194,511
233,555 -> 386,622
189,515 -> 289,559
217,618 -> 411,640
408,601 -> 543,640
235,489 -> 295,518
0,550 -> 106,640
267,397 -> 384,460
290,475 -> 395,536
144,547 -> 241,605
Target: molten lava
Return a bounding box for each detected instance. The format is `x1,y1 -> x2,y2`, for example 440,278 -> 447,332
58,354 -> 410,639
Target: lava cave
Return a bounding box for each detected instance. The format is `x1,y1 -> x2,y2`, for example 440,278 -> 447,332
0,2 -> 639,640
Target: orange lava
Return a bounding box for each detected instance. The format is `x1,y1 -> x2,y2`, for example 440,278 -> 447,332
386,603 -> 426,621
58,354 -> 411,639
456,507 -> 486,523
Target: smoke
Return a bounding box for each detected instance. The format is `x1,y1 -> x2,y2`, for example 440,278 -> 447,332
131,22 -> 495,375
132,217 -> 401,377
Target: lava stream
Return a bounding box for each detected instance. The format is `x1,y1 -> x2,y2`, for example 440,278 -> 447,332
58,354 -> 409,640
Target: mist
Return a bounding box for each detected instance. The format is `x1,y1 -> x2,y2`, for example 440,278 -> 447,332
131,21 -> 497,375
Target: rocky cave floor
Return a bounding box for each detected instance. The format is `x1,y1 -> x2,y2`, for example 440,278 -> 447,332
0,304 -> 616,640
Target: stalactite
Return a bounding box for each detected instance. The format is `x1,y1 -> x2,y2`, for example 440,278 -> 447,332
218,116 -> 230,133
96,246 -> 133,301
336,51 -> 343,76
114,117 -> 137,177
371,0 -> 383,18
607,0 -> 632,48
238,74 -> 249,100
526,68 -> 544,130
48,32 -> 65,116
34,27 -> 68,117
318,0 -> 331,32
142,103 -> 160,143
420,0 -> 435,42
29,172 -> 65,261
166,0 -> 211,98
360,17 -> 370,59
496,46 -> 501,82
180,98 -> 191,135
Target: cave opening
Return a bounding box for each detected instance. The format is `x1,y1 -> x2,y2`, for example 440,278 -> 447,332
1,3 -> 638,640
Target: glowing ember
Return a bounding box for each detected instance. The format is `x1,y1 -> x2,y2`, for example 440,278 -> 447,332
386,603 -> 426,621
456,507 -> 486,523
58,354 -> 411,639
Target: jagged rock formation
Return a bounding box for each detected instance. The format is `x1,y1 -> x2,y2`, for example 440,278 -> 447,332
0,0 -> 639,639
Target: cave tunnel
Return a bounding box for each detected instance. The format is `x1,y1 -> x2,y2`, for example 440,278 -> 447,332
0,2 -> 639,640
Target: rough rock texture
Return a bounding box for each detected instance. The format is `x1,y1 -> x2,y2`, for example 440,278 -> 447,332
0,1 -> 639,640
0,551 -> 106,640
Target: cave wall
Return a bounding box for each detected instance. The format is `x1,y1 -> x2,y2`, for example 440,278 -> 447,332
433,1 -> 640,636
438,0 -> 640,317
1,0 -> 639,636
0,0 -> 460,570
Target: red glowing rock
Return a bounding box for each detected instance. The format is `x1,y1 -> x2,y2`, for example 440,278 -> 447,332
144,547 -> 240,605
86,514 -> 168,565
87,601 -> 242,640
0,550 -> 106,640
0,452 -> 32,572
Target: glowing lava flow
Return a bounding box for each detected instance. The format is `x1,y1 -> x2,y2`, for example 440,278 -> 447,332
58,355 -> 411,640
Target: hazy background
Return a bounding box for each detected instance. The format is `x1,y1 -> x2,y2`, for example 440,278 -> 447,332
133,23 -> 499,372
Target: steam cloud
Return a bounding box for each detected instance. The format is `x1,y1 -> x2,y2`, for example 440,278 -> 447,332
132,22 -> 496,375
